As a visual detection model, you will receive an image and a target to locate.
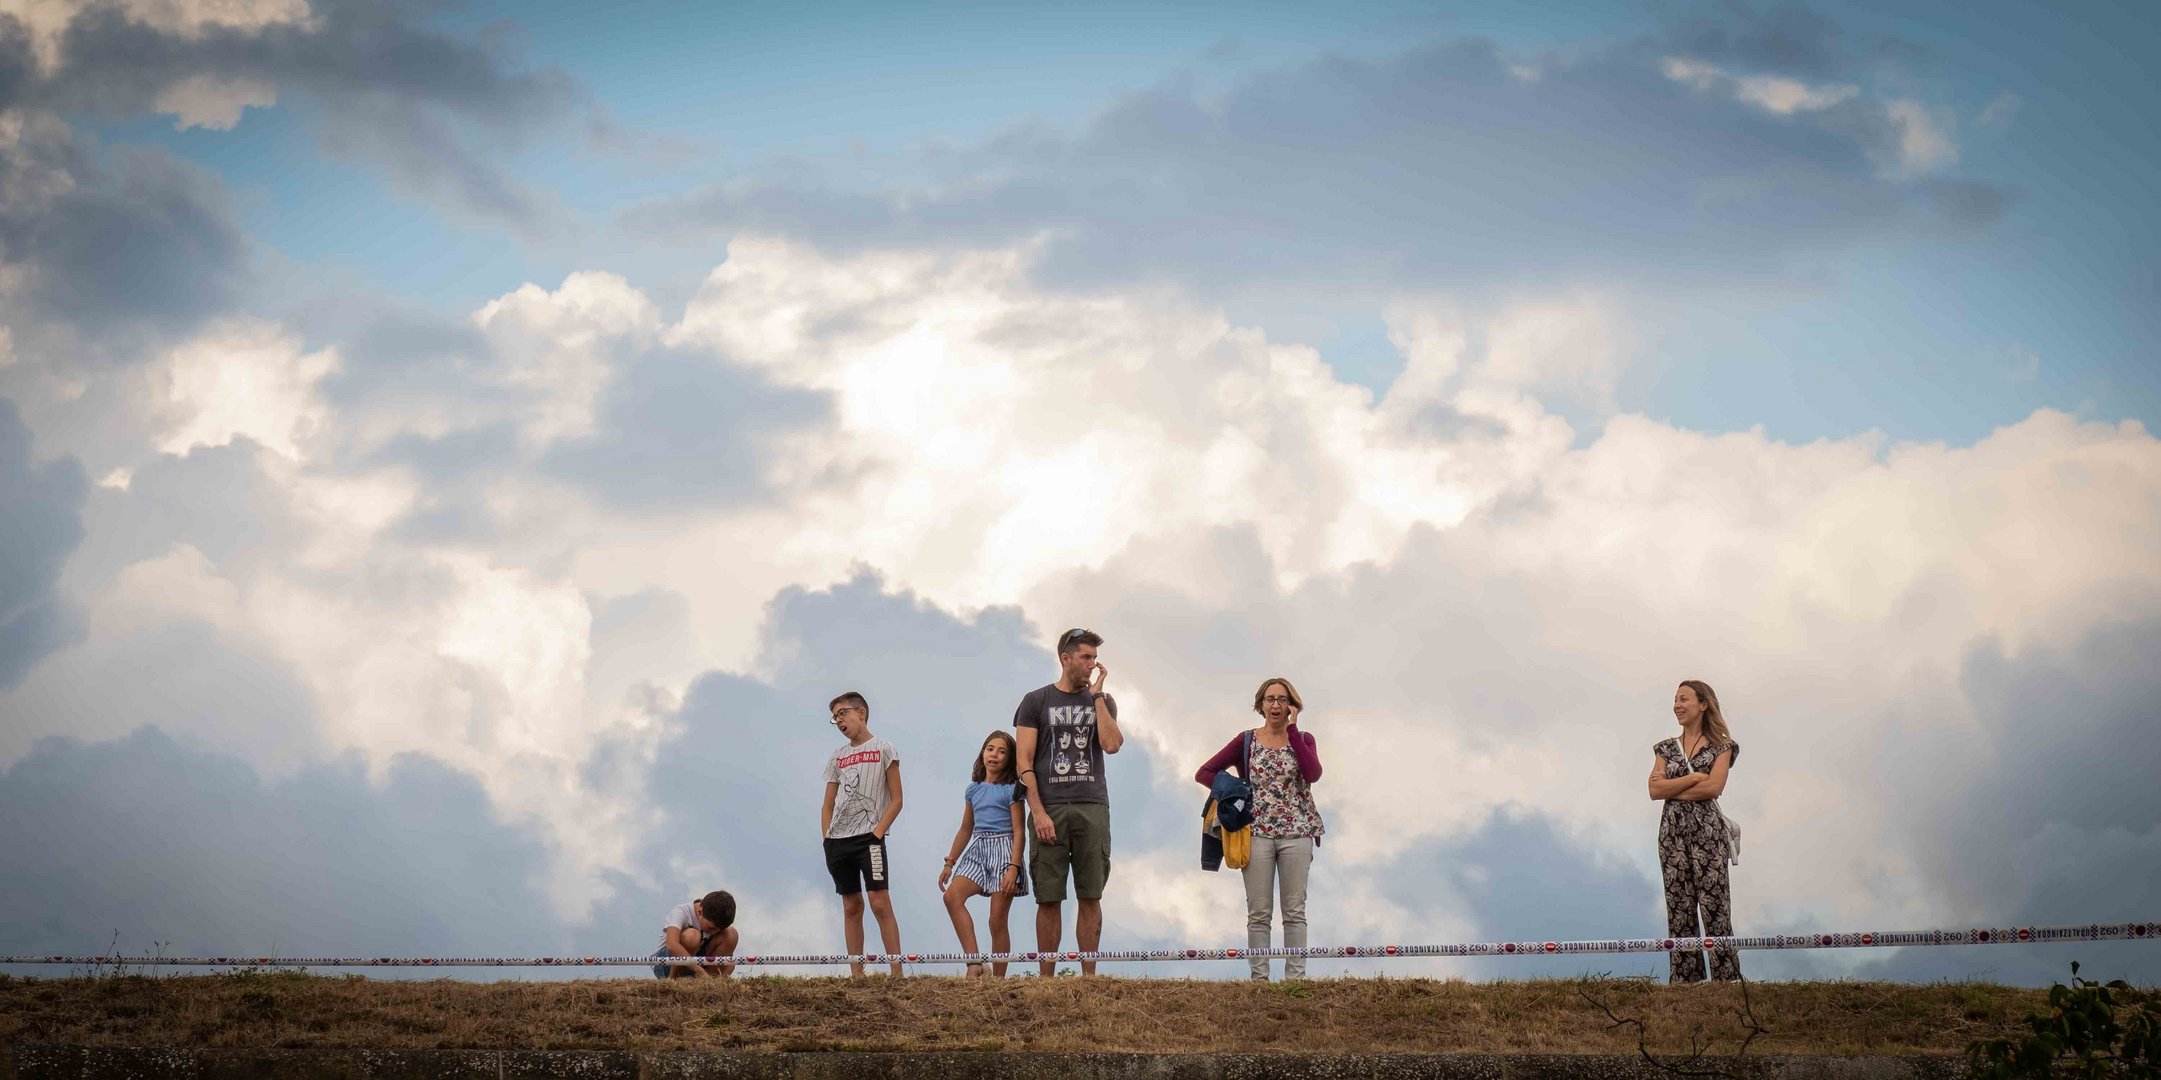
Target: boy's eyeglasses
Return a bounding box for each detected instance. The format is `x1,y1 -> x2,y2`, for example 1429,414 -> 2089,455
829,706 -> 863,723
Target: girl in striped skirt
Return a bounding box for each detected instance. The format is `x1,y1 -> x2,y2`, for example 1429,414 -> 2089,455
938,730 -> 1030,976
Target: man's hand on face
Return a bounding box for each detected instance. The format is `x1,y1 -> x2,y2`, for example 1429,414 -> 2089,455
1088,662 -> 1109,695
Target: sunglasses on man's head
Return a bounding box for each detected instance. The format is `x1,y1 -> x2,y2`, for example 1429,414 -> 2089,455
1059,627 -> 1094,649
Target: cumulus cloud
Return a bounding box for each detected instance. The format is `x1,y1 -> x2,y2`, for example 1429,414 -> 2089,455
157,317 -> 337,458
318,270 -> 832,523
473,272 -> 662,447
1385,293 -> 1631,413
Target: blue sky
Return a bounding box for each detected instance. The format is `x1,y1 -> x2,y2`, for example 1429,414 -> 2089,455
3,0 -> 2158,985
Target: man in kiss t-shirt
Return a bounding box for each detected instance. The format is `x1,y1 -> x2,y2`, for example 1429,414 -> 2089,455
1013,627 -> 1124,976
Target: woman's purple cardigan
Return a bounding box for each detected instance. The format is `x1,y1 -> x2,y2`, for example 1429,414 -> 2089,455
1193,724 -> 1323,787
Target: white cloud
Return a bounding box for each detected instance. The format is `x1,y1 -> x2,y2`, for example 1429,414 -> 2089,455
1660,56 -> 1858,115
157,317 -> 337,459
154,73 -> 279,130
1385,293 -> 1630,411
473,270 -> 661,446
1737,75 -> 1859,115
1661,56 -> 1954,178
1887,99 -> 1958,175
1660,57 -> 1722,92
4,0 -> 314,70
661,237 -> 1569,605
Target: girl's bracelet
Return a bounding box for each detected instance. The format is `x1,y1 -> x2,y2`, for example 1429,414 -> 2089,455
942,857 -> 955,865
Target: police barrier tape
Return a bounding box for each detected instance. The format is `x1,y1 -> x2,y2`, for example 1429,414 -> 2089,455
3,921 -> 2154,969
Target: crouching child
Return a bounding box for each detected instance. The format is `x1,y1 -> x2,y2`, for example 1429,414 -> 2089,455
652,890 -> 738,978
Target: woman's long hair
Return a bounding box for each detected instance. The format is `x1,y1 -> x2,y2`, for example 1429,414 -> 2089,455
1678,679 -> 1732,750
972,729 -> 1019,784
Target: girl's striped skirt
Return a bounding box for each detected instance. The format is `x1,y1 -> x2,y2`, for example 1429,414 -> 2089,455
953,830 -> 1029,897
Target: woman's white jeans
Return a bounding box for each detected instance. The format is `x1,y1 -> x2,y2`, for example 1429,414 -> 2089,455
1240,834 -> 1314,981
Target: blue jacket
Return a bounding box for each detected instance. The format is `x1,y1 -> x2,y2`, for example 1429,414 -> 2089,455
1200,769 -> 1253,872
1211,771 -> 1255,832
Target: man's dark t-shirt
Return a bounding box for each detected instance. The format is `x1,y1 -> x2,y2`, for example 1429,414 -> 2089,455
1013,684 -> 1115,805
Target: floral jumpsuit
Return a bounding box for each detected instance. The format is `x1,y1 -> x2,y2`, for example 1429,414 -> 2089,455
1656,737 -> 1740,982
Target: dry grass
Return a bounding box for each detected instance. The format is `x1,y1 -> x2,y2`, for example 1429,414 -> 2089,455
0,971 -> 2041,1056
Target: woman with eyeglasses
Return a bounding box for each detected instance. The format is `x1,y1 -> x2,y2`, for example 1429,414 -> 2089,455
1194,677 -> 1324,981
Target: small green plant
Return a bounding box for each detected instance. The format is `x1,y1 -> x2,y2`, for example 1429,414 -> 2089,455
1970,963 -> 2161,1079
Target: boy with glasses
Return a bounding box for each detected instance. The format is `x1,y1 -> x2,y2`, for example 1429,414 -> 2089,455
821,691 -> 905,976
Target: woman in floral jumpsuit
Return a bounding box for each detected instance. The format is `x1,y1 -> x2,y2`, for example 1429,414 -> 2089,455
1650,679 -> 1740,982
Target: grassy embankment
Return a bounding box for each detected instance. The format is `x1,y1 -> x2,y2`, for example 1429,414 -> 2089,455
0,971 -> 2043,1056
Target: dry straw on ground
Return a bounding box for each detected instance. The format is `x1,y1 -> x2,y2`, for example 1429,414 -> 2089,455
0,972 -> 2044,1055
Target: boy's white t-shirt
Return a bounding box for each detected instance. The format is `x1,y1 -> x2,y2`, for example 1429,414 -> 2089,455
659,900 -> 700,952
823,736 -> 899,839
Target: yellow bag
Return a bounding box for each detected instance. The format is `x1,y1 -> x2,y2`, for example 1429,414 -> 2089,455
1207,801 -> 1253,870
1222,821 -> 1251,870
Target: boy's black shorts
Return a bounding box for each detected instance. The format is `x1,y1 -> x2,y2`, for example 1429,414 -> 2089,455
823,832 -> 890,895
